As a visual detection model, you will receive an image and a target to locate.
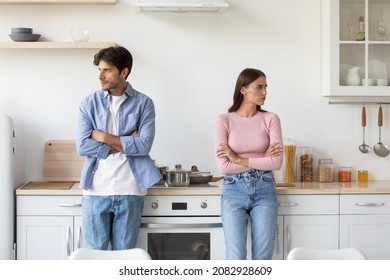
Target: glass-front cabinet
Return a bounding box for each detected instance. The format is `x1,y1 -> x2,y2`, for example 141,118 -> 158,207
322,0 -> 390,96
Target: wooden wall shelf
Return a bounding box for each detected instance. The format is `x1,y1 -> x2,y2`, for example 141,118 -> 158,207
0,41 -> 117,49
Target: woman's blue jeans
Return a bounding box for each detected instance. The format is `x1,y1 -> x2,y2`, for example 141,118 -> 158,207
221,170 -> 278,260
82,195 -> 145,250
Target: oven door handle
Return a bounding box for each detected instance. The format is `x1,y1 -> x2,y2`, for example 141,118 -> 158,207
140,223 -> 222,229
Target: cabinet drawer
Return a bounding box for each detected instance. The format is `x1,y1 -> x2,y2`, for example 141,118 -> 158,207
340,195 -> 390,215
277,195 -> 338,215
17,196 -> 82,216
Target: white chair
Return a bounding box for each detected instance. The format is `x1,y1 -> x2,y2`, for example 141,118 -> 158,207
69,248 -> 152,260
286,247 -> 367,260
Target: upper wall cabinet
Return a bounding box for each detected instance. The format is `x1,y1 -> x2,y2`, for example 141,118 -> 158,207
322,0 -> 390,97
0,0 -> 115,3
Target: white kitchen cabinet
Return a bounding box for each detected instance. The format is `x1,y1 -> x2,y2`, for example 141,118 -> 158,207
16,195 -> 82,260
340,194 -> 390,259
272,216 -> 284,260
322,0 -> 390,96
276,195 -> 339,259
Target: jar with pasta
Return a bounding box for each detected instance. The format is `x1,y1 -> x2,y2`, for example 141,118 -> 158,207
282,138 -> 297,182
298,147 -> 314,182
317,158 -> 334,182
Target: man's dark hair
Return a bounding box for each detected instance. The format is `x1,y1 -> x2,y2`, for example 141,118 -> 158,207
93,46 -> 133,79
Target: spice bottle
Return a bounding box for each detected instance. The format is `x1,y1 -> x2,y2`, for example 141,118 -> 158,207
317,158 -> 334,182
298,147 -> 314,182
282,138 -> 297,182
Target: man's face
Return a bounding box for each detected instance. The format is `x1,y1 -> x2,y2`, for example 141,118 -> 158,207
97,60 -> 127,95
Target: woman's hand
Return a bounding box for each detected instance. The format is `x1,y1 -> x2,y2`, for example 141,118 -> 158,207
265,141 -> 282,157
216,143 -> 241,164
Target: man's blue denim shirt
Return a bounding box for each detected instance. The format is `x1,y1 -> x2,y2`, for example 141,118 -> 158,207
76,82 -> 161,192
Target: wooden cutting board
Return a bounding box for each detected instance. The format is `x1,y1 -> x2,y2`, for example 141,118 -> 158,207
22,182 -> 74,190
43,140 -> 84,181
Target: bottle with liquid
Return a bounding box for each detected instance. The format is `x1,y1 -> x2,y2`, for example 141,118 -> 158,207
355,16 -> 365,41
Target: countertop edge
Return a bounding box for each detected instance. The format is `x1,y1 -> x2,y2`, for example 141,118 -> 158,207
15,181 -> 390,196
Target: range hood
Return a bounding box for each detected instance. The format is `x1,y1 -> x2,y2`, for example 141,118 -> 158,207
133,0 -> 229,13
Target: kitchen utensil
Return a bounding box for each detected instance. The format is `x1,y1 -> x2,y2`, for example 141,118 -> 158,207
359,105 -> 371,153
373,105 -> 390,157
166,164 -> 190,187
189,165 -> 213,184
189,171 -> 213,184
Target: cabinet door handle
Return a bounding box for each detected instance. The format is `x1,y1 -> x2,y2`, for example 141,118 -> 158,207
66,226 -> 72,257
275,222 -> 280,255
77,226 -> 82,249
58,203 -> 82,208
287,224 -> 291,254
356,202 -> 385,207
278,202 -> 299,207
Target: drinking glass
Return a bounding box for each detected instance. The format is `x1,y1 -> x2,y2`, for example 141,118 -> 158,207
376,21 -> 387,41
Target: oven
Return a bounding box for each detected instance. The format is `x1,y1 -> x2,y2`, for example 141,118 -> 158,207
136,195 -> 225,260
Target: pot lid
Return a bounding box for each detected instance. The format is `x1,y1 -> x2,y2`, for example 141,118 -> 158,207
169,164 -> 189,173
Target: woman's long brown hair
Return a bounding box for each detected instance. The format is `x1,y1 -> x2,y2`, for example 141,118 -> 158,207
228,68 -> 267,113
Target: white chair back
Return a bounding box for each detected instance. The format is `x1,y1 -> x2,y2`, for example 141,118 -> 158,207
69,248 -> 152,260
286,247 -> 367,260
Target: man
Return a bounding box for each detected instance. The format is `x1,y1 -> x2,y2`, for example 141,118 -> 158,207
76,46 -> 161,250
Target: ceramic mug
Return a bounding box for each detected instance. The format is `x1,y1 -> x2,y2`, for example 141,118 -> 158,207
362,78 -> 376,86
377,79 -> 390,86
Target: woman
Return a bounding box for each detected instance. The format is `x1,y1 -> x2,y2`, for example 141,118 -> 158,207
215,68 -> 283,260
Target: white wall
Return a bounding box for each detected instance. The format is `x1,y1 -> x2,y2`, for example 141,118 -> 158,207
1,0 -> 389,186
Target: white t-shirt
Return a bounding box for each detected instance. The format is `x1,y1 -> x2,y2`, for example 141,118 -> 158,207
84,94 -> 146,196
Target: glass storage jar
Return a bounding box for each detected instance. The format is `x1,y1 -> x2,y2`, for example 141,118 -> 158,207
298,147 -> 314,182
357,170 -> 368,183
282,138 -> 297,182
317,158 -> 334,182
338,167 -> 352,182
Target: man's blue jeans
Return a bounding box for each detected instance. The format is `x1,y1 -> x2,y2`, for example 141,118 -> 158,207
82,195 -> 145,250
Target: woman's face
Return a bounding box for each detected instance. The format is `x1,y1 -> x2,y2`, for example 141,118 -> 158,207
240,76 -> 267,106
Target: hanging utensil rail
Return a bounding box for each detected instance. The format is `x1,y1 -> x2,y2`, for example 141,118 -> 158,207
328,101 -> 390,105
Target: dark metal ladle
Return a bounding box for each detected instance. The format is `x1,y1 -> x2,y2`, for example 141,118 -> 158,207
373,105 -> 389,157
359,105 -> 371,153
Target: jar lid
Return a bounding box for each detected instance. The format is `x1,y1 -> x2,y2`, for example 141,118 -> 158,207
318,158 -> 333,163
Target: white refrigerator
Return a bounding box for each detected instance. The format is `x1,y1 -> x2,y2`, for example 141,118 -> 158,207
0,114 -> 16,259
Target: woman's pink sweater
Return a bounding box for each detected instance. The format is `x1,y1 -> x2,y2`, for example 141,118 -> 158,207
215,111 -> 283,175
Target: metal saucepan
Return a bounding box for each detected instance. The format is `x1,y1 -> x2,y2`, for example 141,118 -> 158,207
373,105 -> 390,157
166,164 -> 190,187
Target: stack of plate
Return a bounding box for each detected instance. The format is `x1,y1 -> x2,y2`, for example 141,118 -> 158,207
9,27 -> 41,42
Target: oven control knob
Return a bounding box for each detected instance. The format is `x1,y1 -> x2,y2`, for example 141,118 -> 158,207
200,202 -> 207,209
151,202 -> 159,209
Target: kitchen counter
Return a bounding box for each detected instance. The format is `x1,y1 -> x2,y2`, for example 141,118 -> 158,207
15,181 -> 390,196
